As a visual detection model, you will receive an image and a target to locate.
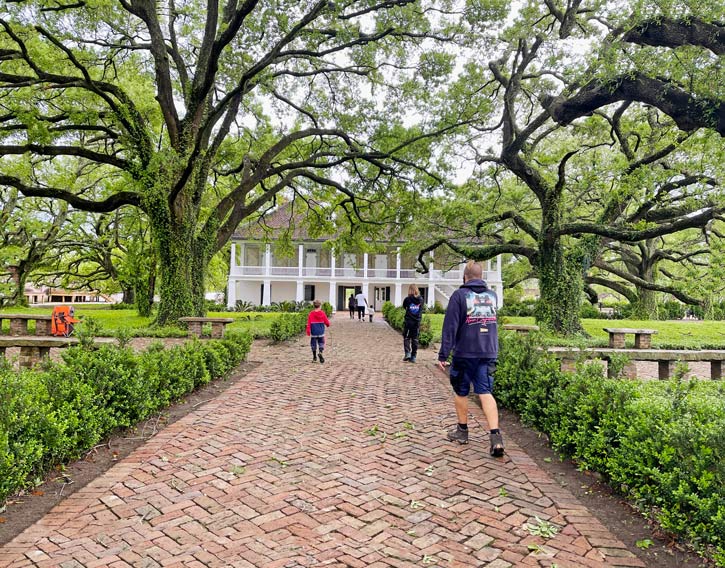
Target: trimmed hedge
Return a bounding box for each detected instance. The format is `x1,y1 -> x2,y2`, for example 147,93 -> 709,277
0,331 -> 252,502
269,309 -> 310,341
496,334 -> 725,564
381,301 -> 433,347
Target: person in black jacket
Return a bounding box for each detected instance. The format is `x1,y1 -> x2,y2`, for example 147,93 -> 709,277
437,261 -> 504,457
348,294 -> 357,319
402,284 -> 424,362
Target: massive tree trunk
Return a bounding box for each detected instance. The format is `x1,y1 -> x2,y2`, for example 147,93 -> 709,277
536,237 -> 584,334
630,261 -> 658,319
146,158 -> 215,324
7,264 -> 29,307
153,221 -> 199,325
121,287 -> 135,305
534,200 -> 584,334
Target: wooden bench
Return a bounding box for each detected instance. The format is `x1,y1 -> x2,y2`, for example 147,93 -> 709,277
603,327 -> 657,349
0,314 -> 53,336
502,324 -> 539,334
550,347 -> 725,380
179,317 -> 235,339
0,336 -> 112,368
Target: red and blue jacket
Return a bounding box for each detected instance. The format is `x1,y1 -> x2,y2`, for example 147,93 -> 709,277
306,309 -> 331,337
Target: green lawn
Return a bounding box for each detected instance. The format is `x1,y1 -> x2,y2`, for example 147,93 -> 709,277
427,314 -> 725,349
0,306 -> 281,338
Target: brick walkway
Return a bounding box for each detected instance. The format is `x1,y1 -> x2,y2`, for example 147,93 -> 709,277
0,314 -> 645,567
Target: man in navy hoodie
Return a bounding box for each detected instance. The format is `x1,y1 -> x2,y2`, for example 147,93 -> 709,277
437,261 -> 504,457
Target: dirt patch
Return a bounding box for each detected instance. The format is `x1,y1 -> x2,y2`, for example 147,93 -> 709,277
500,407 -> 711,567
0,359 -> 260,546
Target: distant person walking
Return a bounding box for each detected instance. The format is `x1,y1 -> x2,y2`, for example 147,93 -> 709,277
355,291 -> 368,321
437,261 -> 504,457
348,294 -> 357,319
306,300 -> 331,363
402,284 -> 423,363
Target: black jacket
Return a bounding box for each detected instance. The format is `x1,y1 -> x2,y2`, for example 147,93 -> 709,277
438,279 -> 498,360
403,295 -> 424,326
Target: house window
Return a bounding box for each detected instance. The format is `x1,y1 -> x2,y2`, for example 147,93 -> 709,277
304,285 -> 316,302
245,245 -> 261,266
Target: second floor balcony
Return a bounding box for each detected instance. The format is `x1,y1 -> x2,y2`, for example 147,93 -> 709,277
229,241 -> 501,283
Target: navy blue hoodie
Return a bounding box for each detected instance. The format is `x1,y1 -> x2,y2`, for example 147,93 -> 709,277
438,279 -> 498,361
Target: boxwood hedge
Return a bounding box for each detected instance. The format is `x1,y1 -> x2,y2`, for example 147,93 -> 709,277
496,333 -> 725,565
0,331 -> 252,503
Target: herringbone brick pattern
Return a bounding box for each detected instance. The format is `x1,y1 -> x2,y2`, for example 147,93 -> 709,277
0,315 -> 645,567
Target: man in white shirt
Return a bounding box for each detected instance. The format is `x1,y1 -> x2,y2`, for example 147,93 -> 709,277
354,292 -> 368,321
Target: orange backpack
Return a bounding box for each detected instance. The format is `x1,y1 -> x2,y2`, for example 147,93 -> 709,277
51,306 -> 79,337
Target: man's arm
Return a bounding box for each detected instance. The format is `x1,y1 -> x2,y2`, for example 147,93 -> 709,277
438,293 -> 461,362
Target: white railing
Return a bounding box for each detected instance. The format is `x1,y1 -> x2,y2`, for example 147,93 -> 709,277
231,265 -> 493,283
269,267 -> 299,276
367,268 -> 398,278
233,266 -> 264,275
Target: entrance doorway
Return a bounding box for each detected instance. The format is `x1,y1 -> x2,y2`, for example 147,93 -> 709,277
338,285 -> 361,312
372,286 -> 391,309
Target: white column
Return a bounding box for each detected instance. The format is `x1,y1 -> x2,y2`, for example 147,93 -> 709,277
394,283 -> 403,306
262,280 -> 271,306
298,244 -> 304,277
230,243 -> 236,269
427,283 -> 435,308
329,281 -> 337,311
362,282 -> 369,306
226,279 -> 236,308
296,280 -> 304,302
429,249 -> 434,280
331,249 -> 336,278
363,252 -> 368,279
396,248 -> 401,279
264,244 -> 271,276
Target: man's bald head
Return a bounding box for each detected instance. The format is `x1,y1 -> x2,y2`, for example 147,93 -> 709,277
463,260 -> 483,282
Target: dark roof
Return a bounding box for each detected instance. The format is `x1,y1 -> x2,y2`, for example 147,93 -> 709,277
233,203 -> 323,241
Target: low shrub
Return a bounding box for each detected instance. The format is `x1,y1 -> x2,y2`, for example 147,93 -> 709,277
322,302 -> 333,317
579,302 -> 601,319
0,331 -> 252,503
498,298 -> 537,317
658,300 -> 686,320
496,334 -> 725,563
269,308 -> 311,341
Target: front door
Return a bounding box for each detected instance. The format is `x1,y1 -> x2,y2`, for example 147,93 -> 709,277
338,285 -> 361,311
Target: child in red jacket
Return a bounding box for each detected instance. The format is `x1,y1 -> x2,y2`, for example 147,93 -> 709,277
306,300 -> 331,363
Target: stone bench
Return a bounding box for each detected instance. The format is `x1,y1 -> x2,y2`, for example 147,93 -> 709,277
0,314 -> 53,336
179,317 -> 235,339
502,324 -> 539,334
550,347 -> 725,380
0,336 -> 112,368
603,327 -> 657,349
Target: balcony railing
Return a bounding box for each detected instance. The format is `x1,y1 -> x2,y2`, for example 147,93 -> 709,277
230,265 -> 484,281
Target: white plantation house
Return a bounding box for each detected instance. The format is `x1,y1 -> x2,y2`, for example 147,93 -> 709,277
227,208 -> 503,312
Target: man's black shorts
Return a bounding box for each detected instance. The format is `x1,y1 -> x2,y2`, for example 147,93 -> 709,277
449,357 -> 496,396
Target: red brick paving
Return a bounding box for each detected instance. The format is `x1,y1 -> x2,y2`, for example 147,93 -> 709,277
0,315 -> 645,567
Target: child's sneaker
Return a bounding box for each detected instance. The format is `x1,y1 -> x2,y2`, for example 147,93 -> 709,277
318,353 -> 325,364
409,356 -> 416,363
447,425 -> 468,445
312,353 -> 317,362
490,432 -> 504,457
403,352 -> 411,361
